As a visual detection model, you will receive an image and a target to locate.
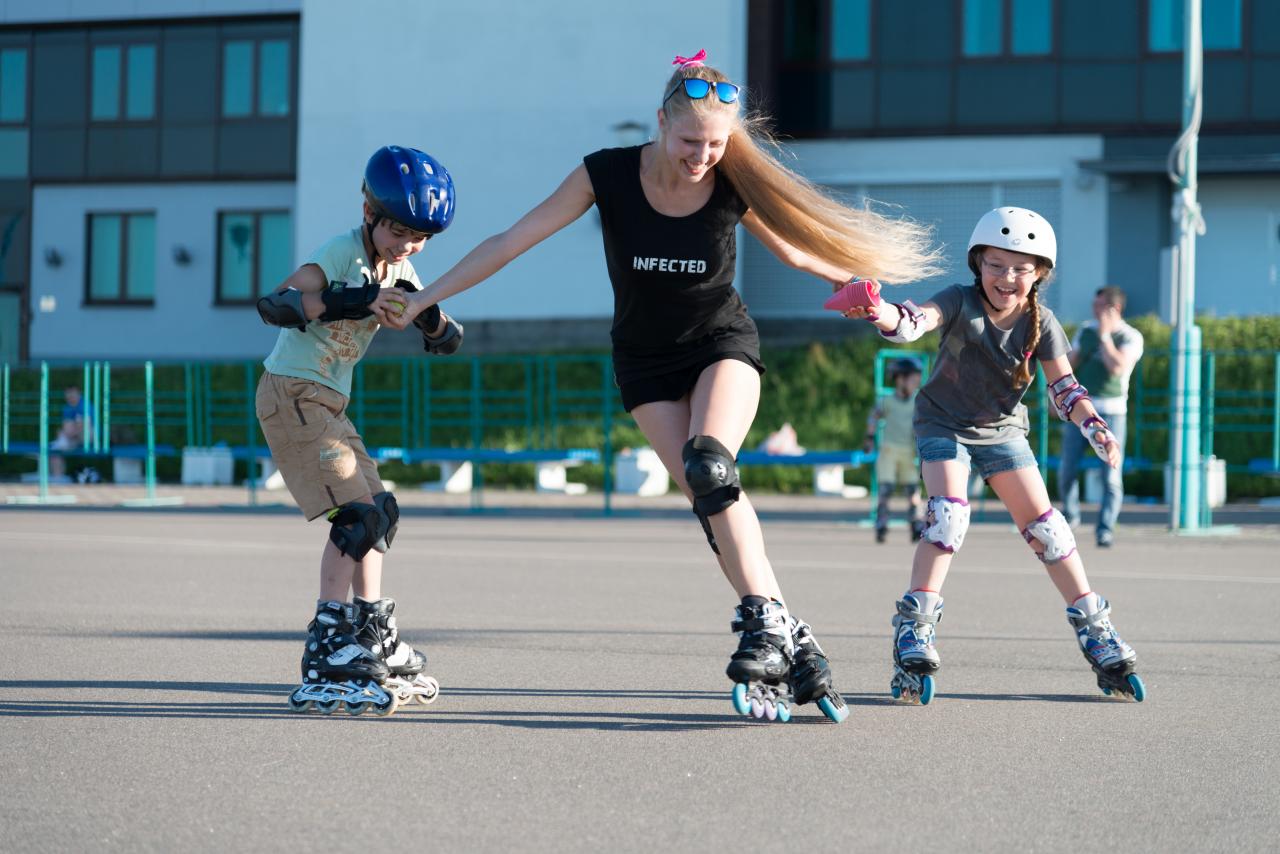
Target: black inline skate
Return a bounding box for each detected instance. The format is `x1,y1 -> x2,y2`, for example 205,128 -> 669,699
353,596 -> 440,707
727,596 -> 794,722
288,600 -> 398,716
788,616 -> 849,723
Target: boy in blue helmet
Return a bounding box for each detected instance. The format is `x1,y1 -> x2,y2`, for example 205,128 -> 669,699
256,145 -> 462,716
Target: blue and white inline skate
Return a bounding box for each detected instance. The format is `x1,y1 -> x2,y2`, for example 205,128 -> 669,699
1066,593 -> 1145,701
288,600 -> 398,716
727,596 -> 794,722
354,596 -> 440,707
890,592 -> 943,705
788,616 -> 849,723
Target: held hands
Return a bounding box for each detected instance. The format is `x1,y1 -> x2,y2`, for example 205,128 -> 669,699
369,287 -> 420,330
1082,417 -> 1122,469
824,278 -> 882,320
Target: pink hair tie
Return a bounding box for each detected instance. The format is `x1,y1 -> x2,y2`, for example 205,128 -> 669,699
673,49 -> 707,67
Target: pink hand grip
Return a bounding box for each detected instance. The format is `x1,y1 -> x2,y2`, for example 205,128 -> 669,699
823,278 -> 881,312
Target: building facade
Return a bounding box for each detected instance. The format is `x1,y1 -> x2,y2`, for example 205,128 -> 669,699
3,0 -> 1276,363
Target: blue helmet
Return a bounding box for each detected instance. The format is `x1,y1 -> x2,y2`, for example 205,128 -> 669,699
362,145 -> 455,235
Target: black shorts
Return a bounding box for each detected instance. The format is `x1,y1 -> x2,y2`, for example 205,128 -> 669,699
618,352 -> 765,412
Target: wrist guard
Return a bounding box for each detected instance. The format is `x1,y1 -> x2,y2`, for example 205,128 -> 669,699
1049,374 -> 1090,421
318,279 -> 380,322
879,301 -> 926,343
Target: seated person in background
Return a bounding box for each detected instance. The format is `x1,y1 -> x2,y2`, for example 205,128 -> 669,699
49,385 -> 92,479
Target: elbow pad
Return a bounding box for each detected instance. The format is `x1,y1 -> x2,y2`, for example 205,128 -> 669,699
1049,374 -> 1090,421
318,279 -> 381,322
257,288 -> 308,330
879,301 -> 927,343
422,314 -> 463,356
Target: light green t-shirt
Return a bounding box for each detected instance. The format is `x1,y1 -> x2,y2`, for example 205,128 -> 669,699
263,227 -> 422,397
878,391 -> 917,448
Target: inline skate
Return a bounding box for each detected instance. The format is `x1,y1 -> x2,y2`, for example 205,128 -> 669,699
288,600 -> 398,716
788,616 -> 849,723
1066,593 -> 1144,701
890,592 -> 943,705
353,596 -> 440,707
727,596 -> 793,722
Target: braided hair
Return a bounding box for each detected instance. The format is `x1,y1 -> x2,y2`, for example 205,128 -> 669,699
967,246 -> 1052,387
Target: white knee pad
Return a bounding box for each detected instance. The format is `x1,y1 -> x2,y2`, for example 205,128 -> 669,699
922,496 -> 970,553
1022,508 -> 1077,563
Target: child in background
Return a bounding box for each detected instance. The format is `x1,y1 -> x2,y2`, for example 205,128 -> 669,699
865,358 -> 924,544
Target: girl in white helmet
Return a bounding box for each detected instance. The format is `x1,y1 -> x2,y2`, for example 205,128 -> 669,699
843,207 -> 1144,704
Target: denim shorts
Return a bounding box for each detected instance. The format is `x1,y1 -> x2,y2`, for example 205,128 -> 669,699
916,434 -> 1038,480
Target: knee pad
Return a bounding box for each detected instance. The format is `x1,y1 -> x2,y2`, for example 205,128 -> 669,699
682,435 -> 741,518
922,496 -> 970,553
328,502 -> 387,561
1022,508 -> 1077,563
371,491 -> 399,553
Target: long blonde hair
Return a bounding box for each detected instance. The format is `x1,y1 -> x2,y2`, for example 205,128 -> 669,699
660,62 -> 942,284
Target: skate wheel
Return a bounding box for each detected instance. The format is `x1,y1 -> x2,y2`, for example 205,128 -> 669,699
919,675 -> 935,706
287,694 -> 312,713
750,697 -> 765,719
345,700 -> 369,716
817,695 -> 849,724
1126,673 -> 1146,702
731,683 -> 751,716
314,698 -> 341,715
890,683 -> 902,700
764,700 -> 778,721
416,676 -> 441,704
1102,687 -> 1112,696
776,702 -> 792,723
371,693 -> 397,717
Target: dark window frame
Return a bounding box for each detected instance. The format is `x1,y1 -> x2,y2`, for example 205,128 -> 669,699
0,44 -> 29,126
218,35 -> 295,120
84,211 -> 156,307
214,208 -> 291,305
956,0 -> 1058,63
88,39 -> 160,124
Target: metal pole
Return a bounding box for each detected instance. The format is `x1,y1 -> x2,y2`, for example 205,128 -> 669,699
38,361 -> 48,499
246,361 -> 257,507
102,362 -> 111,453
82,361 -> 91,452
1,362 -> 9,453
1167,0 -> 1204,531
145,360 -> 156,501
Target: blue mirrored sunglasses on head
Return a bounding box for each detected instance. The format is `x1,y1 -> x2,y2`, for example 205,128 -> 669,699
663,78 -> 741,106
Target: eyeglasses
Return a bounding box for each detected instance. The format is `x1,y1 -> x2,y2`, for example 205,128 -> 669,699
662,78 -> 741,106
981,259 -> 1038,280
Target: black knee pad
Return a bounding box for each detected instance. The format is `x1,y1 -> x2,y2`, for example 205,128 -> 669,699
683,435 -> 739,556
372,491 -> 399,553
328,502 -> 387,561
682,435 -> 741,517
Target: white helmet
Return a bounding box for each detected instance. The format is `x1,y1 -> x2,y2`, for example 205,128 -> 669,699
967,207 -> 1057,270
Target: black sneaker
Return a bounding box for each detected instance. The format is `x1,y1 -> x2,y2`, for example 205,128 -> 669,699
875,526 -> 887,544
1096,531 -> 1114,548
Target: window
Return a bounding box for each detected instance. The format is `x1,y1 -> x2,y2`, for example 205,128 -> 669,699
831,0 -> 871,61
963,0 -> 1053,57
217,210 -> 292,303
0,47 -> 26,123
1149,0 -> 1242,52
91,44 -> 156,121
87,213 -> 155,304
222,38 -> 292,118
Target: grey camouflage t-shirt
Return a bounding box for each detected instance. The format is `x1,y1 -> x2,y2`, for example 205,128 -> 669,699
914,284 -> 1070,444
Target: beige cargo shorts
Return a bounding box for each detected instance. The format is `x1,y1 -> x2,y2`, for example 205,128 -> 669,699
255,372 -> 383,520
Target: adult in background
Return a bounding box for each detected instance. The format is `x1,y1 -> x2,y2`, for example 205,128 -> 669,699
1058,286 -> 1144,547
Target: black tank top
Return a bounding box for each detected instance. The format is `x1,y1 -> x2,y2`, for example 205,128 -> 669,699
583,145 -> 761,384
